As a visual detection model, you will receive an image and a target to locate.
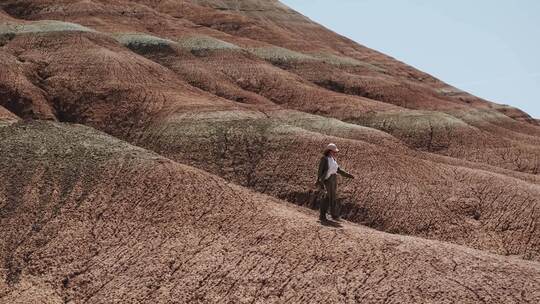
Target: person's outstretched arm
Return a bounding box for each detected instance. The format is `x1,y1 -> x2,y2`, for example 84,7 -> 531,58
337,167 -> 355,179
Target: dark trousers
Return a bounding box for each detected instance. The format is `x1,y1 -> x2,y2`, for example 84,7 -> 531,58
320,174 -> 338,219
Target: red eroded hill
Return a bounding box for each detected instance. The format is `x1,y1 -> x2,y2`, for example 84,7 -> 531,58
0,1 -> 539,303
1,121 -> 539,303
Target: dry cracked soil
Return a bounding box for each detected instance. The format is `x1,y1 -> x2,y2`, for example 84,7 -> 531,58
0,1 -> 539,303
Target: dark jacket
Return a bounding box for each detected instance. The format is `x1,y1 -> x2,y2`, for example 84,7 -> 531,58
317,156 -> 354,184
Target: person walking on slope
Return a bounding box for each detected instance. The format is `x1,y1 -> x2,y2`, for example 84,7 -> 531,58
316,143 -> 355,222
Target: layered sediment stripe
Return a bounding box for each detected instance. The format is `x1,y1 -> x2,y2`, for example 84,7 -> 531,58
436,86 -> 467,97
113,32 -> 243,54
177,35 -> 241,51
0,18 -> 377,69
355,110 -> 476,151
248,46 -> 386,69
310,52 -> 385,70
159,109 -> 397,144
112,32 -> 176,52
112,32 -> 175,47
0,20 -> 94,35
449,108 -> 529,125
247,46 -> 314,63
362,110 -> 471,130
113,31 -> 375,69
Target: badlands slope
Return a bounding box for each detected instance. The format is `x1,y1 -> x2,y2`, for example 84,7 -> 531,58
0,1 -> 539,303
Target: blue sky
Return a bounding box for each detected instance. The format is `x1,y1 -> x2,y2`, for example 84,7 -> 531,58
281,0 -> 540,118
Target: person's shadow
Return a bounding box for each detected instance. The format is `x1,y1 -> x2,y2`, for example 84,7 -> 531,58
320,219 -> 343,228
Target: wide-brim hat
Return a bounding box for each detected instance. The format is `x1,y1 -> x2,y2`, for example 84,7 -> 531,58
325,143 -> 339,152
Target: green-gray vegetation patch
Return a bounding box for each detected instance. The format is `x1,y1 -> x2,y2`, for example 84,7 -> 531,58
310,53 -> 385,71
269,110 -> 396,142
248,46 -> 316,63
0,121 -> 161,167
449,108 -> 515,124
0,20 -> 94,35
112,32 -> 177,53
360,110 -> 470,132
248,47 -> 386,69
0,121 -> 166,220
151,110 -> 396,146
436,86 -> 466,96
177,36 -> 241,51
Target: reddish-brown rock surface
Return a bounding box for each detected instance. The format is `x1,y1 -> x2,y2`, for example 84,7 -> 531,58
1,1 -> 539,303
